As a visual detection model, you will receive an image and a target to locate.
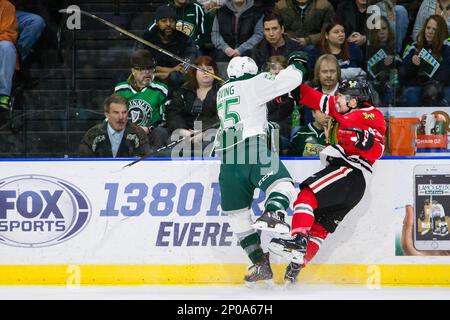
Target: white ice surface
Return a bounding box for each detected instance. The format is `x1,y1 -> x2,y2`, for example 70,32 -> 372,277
1,284 -> 449,300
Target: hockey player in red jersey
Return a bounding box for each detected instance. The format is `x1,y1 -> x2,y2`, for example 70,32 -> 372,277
268,78 -> 386,284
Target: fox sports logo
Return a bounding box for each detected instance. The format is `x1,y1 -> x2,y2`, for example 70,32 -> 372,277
0,175 -> 92,248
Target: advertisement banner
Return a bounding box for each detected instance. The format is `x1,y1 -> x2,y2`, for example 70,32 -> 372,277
0,158 -> 449,285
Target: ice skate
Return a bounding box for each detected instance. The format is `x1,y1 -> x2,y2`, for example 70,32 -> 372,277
284,262 -> 302,285
268,233 -> 308,264
244,252 -> 274,288
252,210 -> 291,234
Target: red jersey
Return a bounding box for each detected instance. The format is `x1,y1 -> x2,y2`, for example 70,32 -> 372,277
299,84 -> 386,178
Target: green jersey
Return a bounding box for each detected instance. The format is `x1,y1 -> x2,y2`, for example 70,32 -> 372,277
288,122 -> 327,157
114,78 -> 168,127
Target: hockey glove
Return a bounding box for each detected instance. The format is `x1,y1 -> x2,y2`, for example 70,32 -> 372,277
287,51 -> 309,78
338,127 -> 374,151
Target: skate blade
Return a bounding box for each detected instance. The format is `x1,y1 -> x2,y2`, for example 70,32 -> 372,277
251,221 -> 290,234
268,242 -> 304,264
245,279 -> 274,289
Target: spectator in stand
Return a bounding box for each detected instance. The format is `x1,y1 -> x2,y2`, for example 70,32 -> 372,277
197,0 -> 226,10
336,0 -> 368,47
399,14 -> 450,106
79,94 -> 150,158
139,5 -> 198,88
211,0 -> 264,62
397,0 -> 425,45
310,17 -> 366,80
166,55 -> 220,157
252,13 -> 303,69
11,0 -> 45,62
273,0 -> 335,47
114,49 -> 170,150
0,0 -> 17,113
366,15 -> 397,106
288,107 -> 329,157
412,0 -> 450,41
299,54 -> 341,125
148,0 -> 207,53
374,0 -> 409,56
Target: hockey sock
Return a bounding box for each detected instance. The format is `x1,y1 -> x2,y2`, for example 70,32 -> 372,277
291,187 -> 318,236
265,191 -> 290,212
303,222 -> 329,264
0,95 -> 10,110
239,232 -> 264,264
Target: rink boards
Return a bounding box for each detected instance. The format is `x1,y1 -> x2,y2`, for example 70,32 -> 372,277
0,157 -> 449,286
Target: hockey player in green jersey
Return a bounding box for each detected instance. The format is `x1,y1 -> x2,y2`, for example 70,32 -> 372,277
114,49 -> 170,149
215,52 -> 307,285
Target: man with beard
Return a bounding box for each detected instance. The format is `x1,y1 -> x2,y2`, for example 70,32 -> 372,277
139,5 -> 198,88
79,94 -> 150,158
151,0 -> 207,52
114,49 -> 170,150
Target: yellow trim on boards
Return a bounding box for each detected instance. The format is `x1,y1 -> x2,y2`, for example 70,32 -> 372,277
0,264 -> 449,286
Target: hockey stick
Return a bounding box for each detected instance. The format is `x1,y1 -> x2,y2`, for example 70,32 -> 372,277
115,122 -> 219,171
58,8 -> 224,82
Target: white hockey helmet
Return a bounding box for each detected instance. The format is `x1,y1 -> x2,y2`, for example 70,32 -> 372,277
227,56 -> 258,79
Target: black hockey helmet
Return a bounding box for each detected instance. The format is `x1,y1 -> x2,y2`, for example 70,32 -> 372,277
338,78 -> 372,104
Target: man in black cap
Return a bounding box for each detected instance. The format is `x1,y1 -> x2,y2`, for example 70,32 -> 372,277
138,5 -> 198,88
114,49 -> 170,151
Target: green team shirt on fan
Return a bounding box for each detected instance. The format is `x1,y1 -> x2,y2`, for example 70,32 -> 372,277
288,122 -> 327,157
114,80 -> 168,127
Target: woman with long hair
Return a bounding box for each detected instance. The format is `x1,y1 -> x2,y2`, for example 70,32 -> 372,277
399,14 -> 450,106
314,17 -> 365,80
167,55 -> 220,157
367,15 -> 397,106
401,14 -> 449,84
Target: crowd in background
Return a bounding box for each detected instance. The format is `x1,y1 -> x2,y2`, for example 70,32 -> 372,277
1,0 -> 449,158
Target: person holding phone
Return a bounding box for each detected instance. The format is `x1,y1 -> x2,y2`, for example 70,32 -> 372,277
402,204 -> 450,256
411,165 -> 450,252
263,79 -> 386,284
